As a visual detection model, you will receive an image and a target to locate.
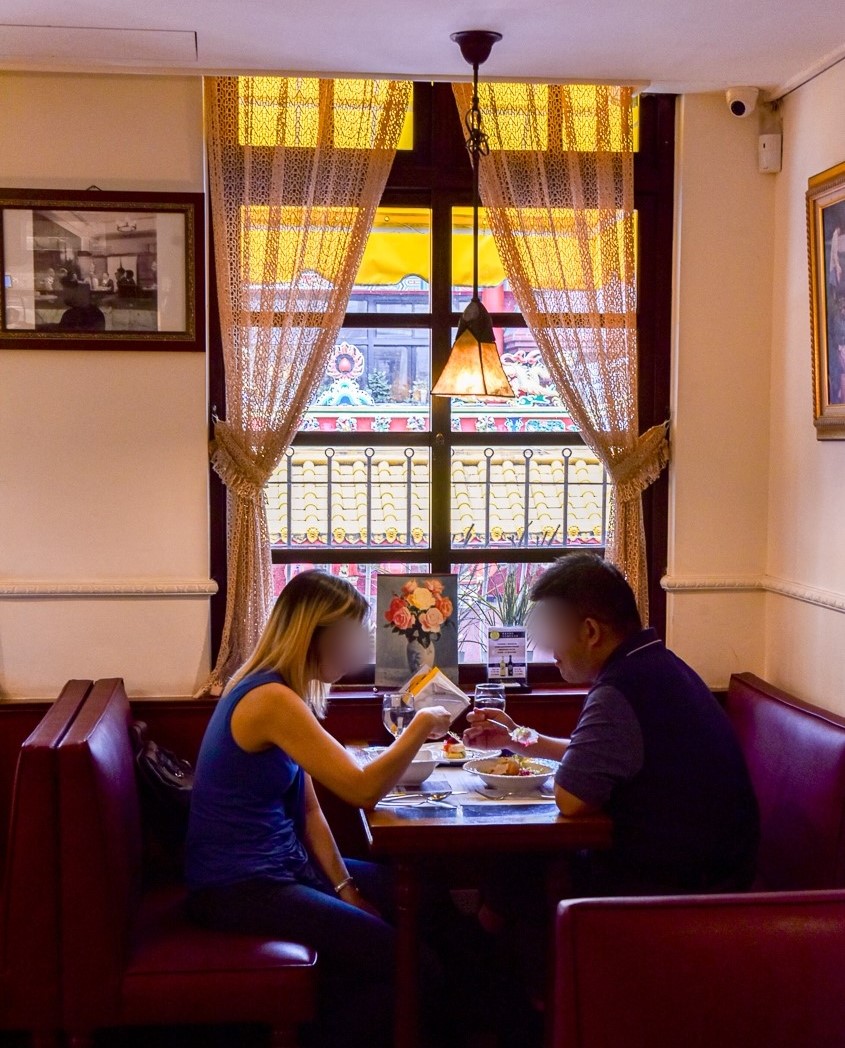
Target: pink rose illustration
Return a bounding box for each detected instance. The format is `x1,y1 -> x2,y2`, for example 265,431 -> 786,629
390,605 -> 414,631
419,607 -> 445,633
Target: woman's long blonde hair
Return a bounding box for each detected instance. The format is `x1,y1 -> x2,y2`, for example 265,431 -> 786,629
225,570 -> 369,717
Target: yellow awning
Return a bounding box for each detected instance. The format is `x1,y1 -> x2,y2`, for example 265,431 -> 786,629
241,205 -> 632,289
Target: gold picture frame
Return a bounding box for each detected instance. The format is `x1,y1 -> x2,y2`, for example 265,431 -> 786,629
808,160 -> 845,438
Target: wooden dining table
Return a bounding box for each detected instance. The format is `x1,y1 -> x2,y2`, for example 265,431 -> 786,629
357,760 -> 613,1048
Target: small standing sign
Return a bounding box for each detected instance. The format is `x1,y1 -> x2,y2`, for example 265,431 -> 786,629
486,627 -> 528,689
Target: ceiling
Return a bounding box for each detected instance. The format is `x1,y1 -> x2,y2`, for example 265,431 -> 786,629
1,0 -> 843,97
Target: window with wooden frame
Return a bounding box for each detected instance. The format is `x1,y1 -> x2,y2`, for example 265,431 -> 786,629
208,82 -> 675,688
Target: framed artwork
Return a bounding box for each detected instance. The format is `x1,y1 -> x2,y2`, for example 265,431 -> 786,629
0,189 -> 204,351
375,573 -> 459,686
807,161 -> 845,437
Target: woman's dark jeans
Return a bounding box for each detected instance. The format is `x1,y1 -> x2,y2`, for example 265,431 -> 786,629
187,858 -> 434,1047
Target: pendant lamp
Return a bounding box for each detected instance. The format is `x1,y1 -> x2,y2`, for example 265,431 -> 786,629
431,30 -> 515,399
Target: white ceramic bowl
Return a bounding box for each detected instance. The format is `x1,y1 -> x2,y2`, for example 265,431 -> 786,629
464,755 -> 558,794
398,746 -> 439,786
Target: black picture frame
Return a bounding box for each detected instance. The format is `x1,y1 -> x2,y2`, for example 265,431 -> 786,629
0,188 -> 205,352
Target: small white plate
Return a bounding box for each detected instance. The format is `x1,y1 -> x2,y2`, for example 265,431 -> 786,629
436,747 -> 499,766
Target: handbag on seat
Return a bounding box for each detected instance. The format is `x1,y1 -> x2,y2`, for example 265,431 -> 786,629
129,720 -> 194,882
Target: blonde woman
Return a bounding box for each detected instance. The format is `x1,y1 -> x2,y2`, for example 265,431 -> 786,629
186,570 -> 451,1047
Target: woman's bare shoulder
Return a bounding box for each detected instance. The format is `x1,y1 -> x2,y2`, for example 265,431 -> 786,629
230,680 -> 310,750
233,679 -> 305,717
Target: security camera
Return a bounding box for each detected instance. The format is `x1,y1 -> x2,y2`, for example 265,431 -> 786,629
726,87 -> 759,118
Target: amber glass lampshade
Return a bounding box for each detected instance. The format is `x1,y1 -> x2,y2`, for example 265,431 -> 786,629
431,297 -> 515,398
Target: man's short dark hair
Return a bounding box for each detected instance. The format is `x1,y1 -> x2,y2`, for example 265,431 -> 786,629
530,553 -> 642,635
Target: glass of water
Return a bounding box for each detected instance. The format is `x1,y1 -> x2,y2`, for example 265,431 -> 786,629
381,691 -> 416,739
473,682 -> 507,713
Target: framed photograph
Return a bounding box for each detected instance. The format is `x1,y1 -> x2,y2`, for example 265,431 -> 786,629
376,573 -> 459,687
807,161 -> 845,437
0,189 -> 204,351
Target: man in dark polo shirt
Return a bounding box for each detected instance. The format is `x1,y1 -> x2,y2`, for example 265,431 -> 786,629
465,553 -> 759,896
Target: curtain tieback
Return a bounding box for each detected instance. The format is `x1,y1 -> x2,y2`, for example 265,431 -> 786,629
209,421 -> 273,501
605,421 -> 670,503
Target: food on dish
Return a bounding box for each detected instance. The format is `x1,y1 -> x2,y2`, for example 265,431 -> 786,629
442,738 -> 467,760
488,754 -> 539,777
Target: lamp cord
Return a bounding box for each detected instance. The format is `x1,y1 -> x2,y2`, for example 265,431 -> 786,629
464,61 -> 490,301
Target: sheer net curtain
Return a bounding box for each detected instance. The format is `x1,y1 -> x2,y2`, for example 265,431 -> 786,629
200,76 -> 411,694
452,82 -> 669,621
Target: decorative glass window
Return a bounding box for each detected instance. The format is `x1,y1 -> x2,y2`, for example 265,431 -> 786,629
210,82 -> 674,677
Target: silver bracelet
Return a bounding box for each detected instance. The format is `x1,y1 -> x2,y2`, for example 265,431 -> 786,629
334,875 -> 355,894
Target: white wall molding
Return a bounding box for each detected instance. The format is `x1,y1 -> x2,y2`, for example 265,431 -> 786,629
662,573 -> 845,614
0,579 -> 218,599
661,574 -> 763,593
764,576 -> 845,615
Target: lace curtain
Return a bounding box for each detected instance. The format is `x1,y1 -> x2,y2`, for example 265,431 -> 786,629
452,83 -> 669,620
200,76 -> 411,693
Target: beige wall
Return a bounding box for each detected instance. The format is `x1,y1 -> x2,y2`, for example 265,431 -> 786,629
0,73 -> 211,698
2,70 -> 843,705
664,92 -> 774,688
764,60 -> 845,713
667,70 -> 845,708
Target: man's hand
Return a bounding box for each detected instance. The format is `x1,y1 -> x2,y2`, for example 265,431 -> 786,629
463,708 -> 517,750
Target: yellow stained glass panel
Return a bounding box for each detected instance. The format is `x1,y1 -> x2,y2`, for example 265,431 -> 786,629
238,76 -> 412,150
479,84 -> 639,153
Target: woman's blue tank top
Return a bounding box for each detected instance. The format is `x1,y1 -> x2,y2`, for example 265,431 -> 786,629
185,669 -> 323,891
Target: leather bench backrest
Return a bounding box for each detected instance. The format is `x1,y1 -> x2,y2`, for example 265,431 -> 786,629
726,672 -> 845,889
0,680 -> 92,1029
554,891 -> 845,1048
58,678 -> 144,1029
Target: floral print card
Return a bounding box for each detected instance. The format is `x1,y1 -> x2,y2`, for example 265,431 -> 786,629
375,573 -> 459,686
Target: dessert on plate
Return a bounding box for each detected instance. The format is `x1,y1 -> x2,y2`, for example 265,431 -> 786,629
442,737 -> 467,760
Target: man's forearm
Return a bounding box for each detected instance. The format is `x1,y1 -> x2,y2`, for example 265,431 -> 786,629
519,733 -> 569,761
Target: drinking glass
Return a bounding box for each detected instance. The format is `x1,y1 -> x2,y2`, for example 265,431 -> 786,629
473,682 -> 507,713
381,691 -> 416,738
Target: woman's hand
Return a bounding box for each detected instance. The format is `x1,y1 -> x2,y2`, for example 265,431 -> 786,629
415,705 -> 453,739
338,882 -> 382,918
463,708 -> 517,750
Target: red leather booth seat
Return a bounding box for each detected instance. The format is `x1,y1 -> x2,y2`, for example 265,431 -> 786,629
57,678 -> 317,1047
725,671 -> 845,889
0,679 -> 93,1048
554,891 -> 845,1048
551,674 -> 845,1048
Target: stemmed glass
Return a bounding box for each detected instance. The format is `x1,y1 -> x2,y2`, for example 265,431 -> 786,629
473,682 -> 507,713
471,682 -> 507,752
381,691 -> 416,739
